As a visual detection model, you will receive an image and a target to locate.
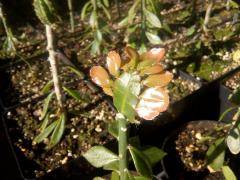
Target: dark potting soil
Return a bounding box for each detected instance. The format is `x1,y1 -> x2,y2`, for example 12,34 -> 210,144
4,87 -> 115,177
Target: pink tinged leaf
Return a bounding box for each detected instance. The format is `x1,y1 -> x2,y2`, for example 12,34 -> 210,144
106,51 -> 121,76
141,64 -> 164,75
90,66 -> 111,88
136,87 -> 169,120
138,48 -> 166,70
143,71 -> 173,87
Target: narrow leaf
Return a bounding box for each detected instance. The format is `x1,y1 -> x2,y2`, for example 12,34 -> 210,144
63,86 -> 90,103
111,171 -> 120,180
222,166 -> 237,180
144,8 -> 161,28
40,92 -> 54,120
81,1 -> 91,20
103,160 -> 119,172
145,32 -> 162,45
41,80 -> 53,94
40,112 -> 50,131
128,146 -> 152,178
49,113 -> 66,148
83,146 -> 119,168
206,138 -> 226,171
229,86 -> 240,105
66,66 -> 84,79
34,120 -> 58,143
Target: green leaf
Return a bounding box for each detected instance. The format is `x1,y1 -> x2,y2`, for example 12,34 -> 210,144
102,0 -> 109,7
103,160 -> 119,171
126,170 -> 135,180
118,17 -> 129,27
95,29 -> 103,43
93,177 -> 105,180
100,3 -> 111,20
63,86 -> 90,103
83,146 -> 119,168
49,113 -> 66,148
134,176 -> 149,180
40,92 -> 54,120
185,26 -> 196,36
222,166 -> 237,180
129,136 -> 141,149
91,40 -> 100,55
89,11 -> 97,28
81,1 -> 91,20
34,120 -> 58,143
229,86 -> 240,105
41,80 -> 53,94
219,107 -> 237,122
111,171 -> 120,180
145,32 -> 162,45
65,66 -> 84,79
128,0 -> 140,23
113,73 -> 140,122
143,147 -> 166,166
40,112 -> 50,131
206,138 -> 226,171
108,121 -> 119,139
144,8 -> 161,28
128,146 -> 152,178
226,126 -> 240,154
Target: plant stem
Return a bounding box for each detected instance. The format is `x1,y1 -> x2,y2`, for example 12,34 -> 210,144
203,0 -> 213,34
67,0 -> 74,32
141,0 -> 146,44
117,113 -> 128,180
45,25 -> 65,112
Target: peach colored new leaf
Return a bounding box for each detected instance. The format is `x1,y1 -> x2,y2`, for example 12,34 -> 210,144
136,87 -> 169,120
106,51 -> 121,77
90,66 -> 111,88
138,48 -> 165,70
143,71 -> 173,87
141,64 -> 164,75
121,46 -> 139,70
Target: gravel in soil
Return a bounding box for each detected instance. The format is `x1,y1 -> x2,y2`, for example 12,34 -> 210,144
224,71 -> 240,90
5,85 -> 115,177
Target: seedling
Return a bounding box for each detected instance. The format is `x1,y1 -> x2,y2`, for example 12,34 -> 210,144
84,47 -> 173,179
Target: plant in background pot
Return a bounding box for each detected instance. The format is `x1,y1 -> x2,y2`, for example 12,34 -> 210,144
83,46 -> 173,179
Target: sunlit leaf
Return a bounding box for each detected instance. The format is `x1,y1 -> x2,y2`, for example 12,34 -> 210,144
89,11 -> 97,28
136,87 -> 169,120
143,71 -> 173,87
102,0 -> 109,7
49,113 -> 66,148
90,66 -> 111,88
145,32 -> 162,45
143,147 -> 166,166
226,126 -> 240,154
100,2 -> 111,19
34,120 -> 58,143
103,160 -> 119,172
144,8 -> 161,28
95,30 -> 103,43
140,64 -> 164,75
93,177 -> 105,180
128,145 -> 152,178
138,48 -> 165,70
40,92 -> 54,120
113,72 -> 140,122
106,51 -> 121,76
222,166 -> 237,180
83,146 -> 118,168
206,137 -> 226,171
91,40 -> 101,55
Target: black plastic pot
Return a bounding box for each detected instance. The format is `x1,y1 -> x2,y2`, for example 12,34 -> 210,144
157,120 -> 240,180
